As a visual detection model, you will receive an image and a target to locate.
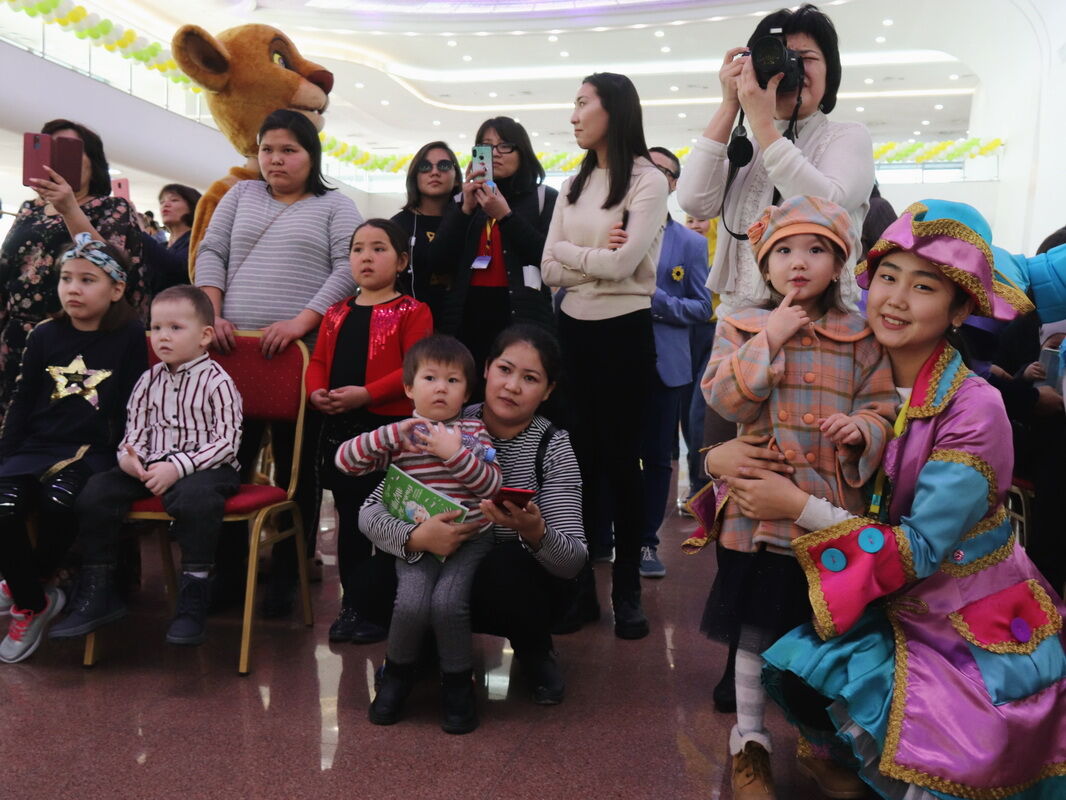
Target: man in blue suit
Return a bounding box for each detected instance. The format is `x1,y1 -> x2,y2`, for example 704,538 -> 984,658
640,148 -> 713,578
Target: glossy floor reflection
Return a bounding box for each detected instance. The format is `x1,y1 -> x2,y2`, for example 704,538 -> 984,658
0,479 -> 834,800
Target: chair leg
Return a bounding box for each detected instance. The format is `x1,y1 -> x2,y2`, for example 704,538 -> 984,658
83,631 -> 99,668
291,508 -> 313,628
238,518 -> 263,676
158,524 -> 179,616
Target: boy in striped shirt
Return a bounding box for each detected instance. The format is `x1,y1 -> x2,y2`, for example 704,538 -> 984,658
51,286 -> 242,646
335,335 -> 501,734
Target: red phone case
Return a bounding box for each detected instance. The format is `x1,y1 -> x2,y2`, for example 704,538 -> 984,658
494,487 -> 535,509
22,133 -> 83,193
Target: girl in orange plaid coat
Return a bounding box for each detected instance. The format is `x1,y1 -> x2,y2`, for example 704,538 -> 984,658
699,195 -> 896,797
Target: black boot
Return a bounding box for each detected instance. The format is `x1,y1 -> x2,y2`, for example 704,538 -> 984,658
518,651 -> 565,705
612,586 -> 649,640
48,564 -> 127,639
440,668 -> 478,734
166,573 -> 211,645
550,562 -> 600,635
368,659 -> 416,726
713,642 -> 738,713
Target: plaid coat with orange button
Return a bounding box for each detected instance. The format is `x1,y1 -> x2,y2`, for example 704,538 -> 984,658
702,306 -> 896,554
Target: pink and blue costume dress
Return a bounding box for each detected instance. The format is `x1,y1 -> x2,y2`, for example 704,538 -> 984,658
763,201 -> 1066,800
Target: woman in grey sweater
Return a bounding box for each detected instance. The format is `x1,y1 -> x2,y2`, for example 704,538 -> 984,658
195,109 -> 363,615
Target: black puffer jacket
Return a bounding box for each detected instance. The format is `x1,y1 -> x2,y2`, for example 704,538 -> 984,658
430,180 -> 557,334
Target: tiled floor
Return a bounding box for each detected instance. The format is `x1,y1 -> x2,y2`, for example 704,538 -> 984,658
0,479 -> 833,800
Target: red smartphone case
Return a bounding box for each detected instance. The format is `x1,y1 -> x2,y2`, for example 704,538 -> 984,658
22,133 -> 83,193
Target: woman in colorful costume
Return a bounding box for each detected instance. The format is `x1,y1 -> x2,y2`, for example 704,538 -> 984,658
722,200 -> 1066,799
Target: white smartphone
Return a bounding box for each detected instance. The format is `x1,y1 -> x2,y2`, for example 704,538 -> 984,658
471,145 -> 493,183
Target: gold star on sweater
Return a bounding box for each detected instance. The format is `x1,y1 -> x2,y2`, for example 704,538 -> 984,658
47,355 -> 111,408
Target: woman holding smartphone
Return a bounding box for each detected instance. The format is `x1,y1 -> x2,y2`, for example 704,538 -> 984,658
541,72 -> 669,640
430,117 -> 557,394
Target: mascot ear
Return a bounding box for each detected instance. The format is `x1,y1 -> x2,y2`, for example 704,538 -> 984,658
172,25 -> 232,93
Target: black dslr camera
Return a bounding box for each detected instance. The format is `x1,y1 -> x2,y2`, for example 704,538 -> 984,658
749,31 -> 804,92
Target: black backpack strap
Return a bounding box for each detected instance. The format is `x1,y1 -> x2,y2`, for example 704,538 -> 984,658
534,423 -> 557,490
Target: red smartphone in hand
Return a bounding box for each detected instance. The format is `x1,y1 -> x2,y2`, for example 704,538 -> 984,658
23,133 -> 83,193
493,487 -> 535,510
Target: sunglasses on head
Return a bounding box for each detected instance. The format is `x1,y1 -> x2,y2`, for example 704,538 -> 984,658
417,159 -> 457,173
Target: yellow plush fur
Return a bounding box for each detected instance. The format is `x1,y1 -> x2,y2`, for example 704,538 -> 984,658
171,24 -> 333,278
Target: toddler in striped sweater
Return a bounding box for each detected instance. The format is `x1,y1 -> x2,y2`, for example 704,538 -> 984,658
335,334 -> 501,734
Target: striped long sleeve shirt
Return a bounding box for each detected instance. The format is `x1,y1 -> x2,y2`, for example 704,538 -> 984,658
359,410 -> 587,575
336,416 -> 502,531
195,181 -> 362,344
119,354 -> 242,478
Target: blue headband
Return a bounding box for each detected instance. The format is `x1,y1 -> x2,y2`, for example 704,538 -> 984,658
60,232 -> 126,283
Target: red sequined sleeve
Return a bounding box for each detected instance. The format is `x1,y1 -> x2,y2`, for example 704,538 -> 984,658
364,300 -> 433,405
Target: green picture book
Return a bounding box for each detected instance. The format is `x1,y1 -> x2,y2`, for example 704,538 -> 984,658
382,464 -> 468,526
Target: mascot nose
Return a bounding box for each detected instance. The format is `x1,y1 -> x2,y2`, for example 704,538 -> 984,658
306,69 -> 334,95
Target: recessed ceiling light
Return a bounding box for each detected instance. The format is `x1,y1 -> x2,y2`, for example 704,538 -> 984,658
514,117 -> 521,123
751,10 -> 767,16
380,100 -> 389,106
548,35 -> 558,42
355,82 -> 365,89
863,77 -> 874,85
560,51 -> 570,57
691,138 -> 697,143
661,46 -> 671,53
669,20 -> 685,26
459,133 -> 467,138
882,18 -> 894,25
708,16 -> 725,22
654,30 -> 665,37
913,131 -> 921,136
475,31 -> 490,37
934,103 -> 944,110
855,106 -> 864,112
488,91 -> 498,98
511,31 -> 525,36
108,168 -> 122,176
630,23 -> 647,29
677,112 -> 687,119
549,29 -> 562,34
592,26 -> 609,32
532,132 -> 539,137
875,36 -> 886,44
921,119 -> 930,125
447,40 -> 457,47
949,73 -> 959,80
462,55 -> 472,61
670,85 -> 679,92
432,120 -> 441,126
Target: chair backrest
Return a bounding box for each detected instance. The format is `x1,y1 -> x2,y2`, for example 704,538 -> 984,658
145,332 -> 309,424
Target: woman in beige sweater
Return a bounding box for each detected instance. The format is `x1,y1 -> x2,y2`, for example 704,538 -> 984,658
542,72 -> 668,640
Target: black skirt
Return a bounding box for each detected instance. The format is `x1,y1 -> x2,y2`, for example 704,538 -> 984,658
700,542 -> 813,653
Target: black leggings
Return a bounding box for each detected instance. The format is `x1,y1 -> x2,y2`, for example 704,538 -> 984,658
558,309 -> 655,597
0,462 -> 93,611
780,670 -> 835,732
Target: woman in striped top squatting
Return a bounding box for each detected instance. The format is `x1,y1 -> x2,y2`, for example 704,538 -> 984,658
335,334 -> 502,734
700,195 -> 895,797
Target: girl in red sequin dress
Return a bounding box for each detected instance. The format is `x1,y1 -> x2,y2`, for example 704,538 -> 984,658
306,219 -> 433,642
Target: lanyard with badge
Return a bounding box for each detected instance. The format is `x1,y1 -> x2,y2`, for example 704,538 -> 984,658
472,219 -> 496,270
867,396 -> 910,518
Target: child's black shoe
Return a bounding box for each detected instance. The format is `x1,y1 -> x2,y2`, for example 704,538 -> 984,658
369,660 -> 415,725
440,668 -> 478,734
166,573 -> 211,645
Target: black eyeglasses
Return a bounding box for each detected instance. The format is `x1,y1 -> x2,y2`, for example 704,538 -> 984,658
417,159 -> 457,173
655,164 -> 679,180
476,143 -> 517,155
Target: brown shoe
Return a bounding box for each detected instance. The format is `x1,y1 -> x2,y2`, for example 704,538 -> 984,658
732,741 -> 776,800
797,755 -> 867,799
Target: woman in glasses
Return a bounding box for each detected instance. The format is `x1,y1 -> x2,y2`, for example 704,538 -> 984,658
392,141 -> 463,318
430,117 -> 557,397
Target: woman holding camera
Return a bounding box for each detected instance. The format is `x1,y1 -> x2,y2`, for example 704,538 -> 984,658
430,117 -> 557,393
676,3 -> 873,318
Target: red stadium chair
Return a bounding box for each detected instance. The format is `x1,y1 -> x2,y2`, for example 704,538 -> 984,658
82,332 -> 313,675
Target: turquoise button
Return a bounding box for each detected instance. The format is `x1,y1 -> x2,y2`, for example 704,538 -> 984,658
858,527 -> 885,554
821,548 -> 847,572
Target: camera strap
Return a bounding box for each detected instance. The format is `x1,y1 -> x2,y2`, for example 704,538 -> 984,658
720,110 -> 755,241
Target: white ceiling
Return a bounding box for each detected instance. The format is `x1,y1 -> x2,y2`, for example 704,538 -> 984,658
101,0 -> 977,157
